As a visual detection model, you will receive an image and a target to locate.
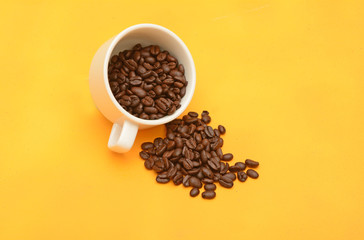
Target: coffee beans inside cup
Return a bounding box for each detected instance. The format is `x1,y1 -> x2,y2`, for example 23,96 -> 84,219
108,43 -> 187,120
139,110 -> 260,199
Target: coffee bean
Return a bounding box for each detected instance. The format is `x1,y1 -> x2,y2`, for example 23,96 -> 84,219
131,87 -> 146,98
173,174 -> 183,185
204,126 -> 215,138
167,166 -> 178,178
156,144 -> 167,156
237,171 -> 247,182
219,180 -> 233,188
186,138 -> 197,149
156,175 -> 170,183
245,159 -> 259,168
247,169 -> 259,179
204,183 -> 216,191
190,188 -> 200,197
207,160 -> 220,171
220,174 -> 234,183
223,172 -> 236,181
182,175 -> 191,187
139,151 -> 149,160
183,158 -> 194,170
235,162 -> 246,171
202,178 -> 214,184
222,153 -> 233,161
141,142 -> 154,150
201,167 -> 214,179
229,165 -> 240,173
144,160 -> 154,170
217,125 -> 226,134
189,176 -> 202,188
202,190 -> 216,199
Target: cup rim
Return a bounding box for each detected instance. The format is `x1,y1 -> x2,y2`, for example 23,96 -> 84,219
103,23 -> 196,126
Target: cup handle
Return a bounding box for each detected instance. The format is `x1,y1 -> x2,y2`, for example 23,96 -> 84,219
107,120 -> 138,153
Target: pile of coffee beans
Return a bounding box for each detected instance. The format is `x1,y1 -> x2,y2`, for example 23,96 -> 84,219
108,43 -> 187,120
139,110 -> 260,199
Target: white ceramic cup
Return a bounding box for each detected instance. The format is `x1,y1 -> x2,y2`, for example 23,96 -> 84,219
89,24 -> 196,153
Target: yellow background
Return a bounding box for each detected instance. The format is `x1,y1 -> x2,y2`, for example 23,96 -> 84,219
1,0 -> 364,239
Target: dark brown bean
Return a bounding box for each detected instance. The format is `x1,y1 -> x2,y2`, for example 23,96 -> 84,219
247,169 -> 259,179
131,87 -> 146,98
222,153 -> 233,161
139,151 -> 149,160
141,142 -> 154,150
204,183 -> 216,191
173,172 -> 183,185
183,158 -> 194,170
144,160 -> 154,170
223,172 -> 237,181
235,162 -> 246,171
190,188 -> 200,197
245,159 -> 259,168
156,176 -> 170,183
218,125 -> 226,134
202,190 -> 216,199
189,177 -> 202,188
237,171 -> 247,182
219,180 -> 233,188
201,167 -> 214,179
186,138 -> 197,149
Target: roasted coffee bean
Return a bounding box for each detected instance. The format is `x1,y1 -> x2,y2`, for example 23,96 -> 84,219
216,148 -> 223,159
217,125 -> 225,134
182,158 -> 194,170
223,172 -> 237,181
196,170 -> 204,179
235,162 -> 246,171
182,175 -> 191,187
156,175 -> 170,183
190,188 -> 200,197
219,180 -> 233,188
141,142 -> 154,150
220,162 -> 229,174
131,87 -> 146,98
229,165 -> 240,173
201,114 -> 211,123
189,177 -> 202,188
220,174 -> 234,183
202,178 -> 214,184
207,160 -> 220,171
166,141 -> 175,150
172,172 -> 183,185
186,138 -> 197,149
204,126 -> 215,138
139,151 -> 149,160
156,144 -> 167,156
141,96 -> 154,106
144,107 -> 158,114
222,153 -> 233,161
202,190 -> 216,199
214,129 -> 220,137
237,171 -> 247,182
245,159 -> 259,168
247,169 -> 259,179
167,166 -> 178,178
201,167 -> 214,179
211,138 -> 223,150
204,183 -> 216,191
144,160 -> 154,170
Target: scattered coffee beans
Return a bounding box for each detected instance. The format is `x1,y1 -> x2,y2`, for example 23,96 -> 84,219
108,43 -> 187,120
139,110 -> 260,199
